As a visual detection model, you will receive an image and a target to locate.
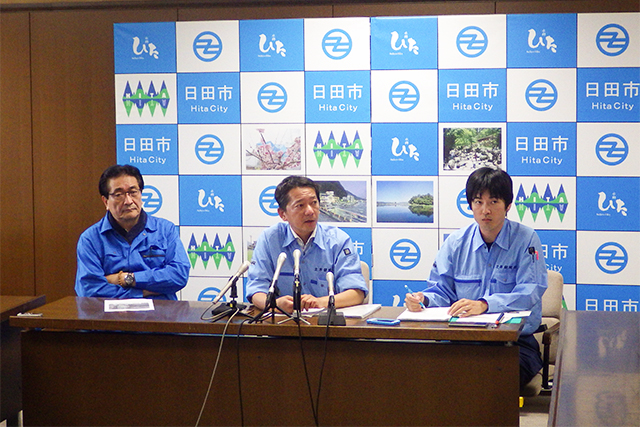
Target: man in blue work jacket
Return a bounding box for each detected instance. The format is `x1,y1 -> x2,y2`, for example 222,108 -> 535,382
405,166 -> 547,391
246,175 -> 367,313
75,165 -> 189,300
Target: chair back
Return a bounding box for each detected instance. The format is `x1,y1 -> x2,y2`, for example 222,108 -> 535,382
542,270 -> 564,320
361,261 -> 371,304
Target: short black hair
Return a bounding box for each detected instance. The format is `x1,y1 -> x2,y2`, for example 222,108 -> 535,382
274,175 -> 320,210
465,167 -> 513,207
98,164 -> 144,198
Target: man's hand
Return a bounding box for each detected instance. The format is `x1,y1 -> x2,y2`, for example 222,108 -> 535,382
142,290 -> 160,297
448,299 -> 488,317
404,291 -> 425,312
300,294 -> 322,310
105,271 -> 122,285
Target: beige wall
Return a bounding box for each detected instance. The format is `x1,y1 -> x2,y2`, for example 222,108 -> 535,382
1,0 -> 638,302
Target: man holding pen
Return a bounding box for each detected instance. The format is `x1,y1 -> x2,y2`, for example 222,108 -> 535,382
405,167 -> 547,391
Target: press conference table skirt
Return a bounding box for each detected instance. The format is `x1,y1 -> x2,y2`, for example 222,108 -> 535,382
12,296 -> 521,426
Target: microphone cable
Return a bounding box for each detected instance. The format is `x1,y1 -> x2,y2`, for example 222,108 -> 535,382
296,319 -> 320,427
195,309 -> 239,427
235,317 -> 251,427
314,314 -> 332,426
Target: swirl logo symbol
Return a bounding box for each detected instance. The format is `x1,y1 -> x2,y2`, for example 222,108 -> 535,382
322,29 -> 352,60
259,186 -> 279,216
198,287 -> 223,302
195,134 -> 224,165
596,133 -> 628,166
456,26 -> 488,58
389,81 -> 420,112
595,242 -> 628,274
390,239 -> 421,270
596,24 -> 629,57
456,189 -> 473,218
142,185 -> 163,215
258,82 -> 287,113
525,79 -> 558,111
193,31 -> 223,62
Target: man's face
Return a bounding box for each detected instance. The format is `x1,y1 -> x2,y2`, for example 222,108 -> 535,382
471,190 -> 511,243
278,186 -> 319,242
102,175 -> 143,230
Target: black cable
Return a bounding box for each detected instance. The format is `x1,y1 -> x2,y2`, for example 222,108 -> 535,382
195,309 -> 238,427
314,315 -> 332,426
296,320 -> 319,427
236,318 -> 250,427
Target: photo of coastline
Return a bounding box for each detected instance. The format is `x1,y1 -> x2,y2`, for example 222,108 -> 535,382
316,180 -> 368,224
376,180 -> 434,223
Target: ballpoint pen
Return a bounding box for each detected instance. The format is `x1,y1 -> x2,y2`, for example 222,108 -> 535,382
404,284 -> 426,309
494,312 -> 505,326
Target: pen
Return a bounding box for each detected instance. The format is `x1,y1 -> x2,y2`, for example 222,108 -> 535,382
495,312 -> 505,325
404,284 -> 426,309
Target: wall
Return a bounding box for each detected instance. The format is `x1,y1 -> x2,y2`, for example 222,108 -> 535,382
1,0 -> 639,302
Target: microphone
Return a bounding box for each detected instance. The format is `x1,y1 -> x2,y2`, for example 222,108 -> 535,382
212,260 -> 251,304
268,252 -> 287,294
293,249 -> 301,277
264,252 -> 287,310
326,271 -> 335,308
318,271 -> 345,326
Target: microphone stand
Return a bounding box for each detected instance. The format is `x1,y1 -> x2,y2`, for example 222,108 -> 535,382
250,283 -> 292,324
279,274 -> 310,325
210,278 -> 249,322
317,294 -> 346,326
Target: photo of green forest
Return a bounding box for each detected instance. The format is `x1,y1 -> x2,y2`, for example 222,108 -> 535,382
442,127 -> 502,171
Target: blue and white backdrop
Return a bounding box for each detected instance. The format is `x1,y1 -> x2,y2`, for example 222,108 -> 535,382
114,13 -> 640,311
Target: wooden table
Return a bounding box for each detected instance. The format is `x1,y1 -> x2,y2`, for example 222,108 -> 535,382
549,310 -> 640,426
1,295 -> 46,426
12,296 -> 522,426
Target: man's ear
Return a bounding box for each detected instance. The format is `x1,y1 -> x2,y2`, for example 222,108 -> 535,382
278,208 -> 287,222
505,203 -> 512,215
102,196 -> 109,210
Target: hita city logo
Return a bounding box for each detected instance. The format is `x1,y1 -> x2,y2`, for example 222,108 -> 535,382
259,186 -> 279,216
322,29 -> 352,60
195,134 -> 224,165
258,82 -> 288,113
187,233 -> 236,270
595,23 -> 630,56
595,242 -> 628,274
258,33 -> 286,57
193,31 -> 223,62
456,26 -> 488,58
456,189 -> 473,218
390,239 -> 421,270
141,185 -> 162,215
389,81 -> 420,112
122,81 -> 170,117
525,79 -> 558,111
595,133 -> 629,166
515,183 -> 568,222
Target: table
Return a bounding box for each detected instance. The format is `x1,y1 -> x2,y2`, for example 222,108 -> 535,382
12,296 -> 522,426
549,310 -> 640,426
1,295 -> 46,426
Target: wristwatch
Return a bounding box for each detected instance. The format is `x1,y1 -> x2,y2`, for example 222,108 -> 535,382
123,272 -> 135,288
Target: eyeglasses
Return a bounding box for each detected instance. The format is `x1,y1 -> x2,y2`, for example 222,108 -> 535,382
109,189 -> 141,202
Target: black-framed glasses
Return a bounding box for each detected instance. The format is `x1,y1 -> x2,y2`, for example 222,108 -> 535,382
109,189 -> 141,202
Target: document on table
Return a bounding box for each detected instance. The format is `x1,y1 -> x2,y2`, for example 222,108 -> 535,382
104,299 -> 155,312
302,303 -> 382,318
397,306 -> 508,324
338,303 -> 381,318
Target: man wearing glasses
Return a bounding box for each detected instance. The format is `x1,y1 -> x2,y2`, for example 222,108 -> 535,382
75,164 -> 190,300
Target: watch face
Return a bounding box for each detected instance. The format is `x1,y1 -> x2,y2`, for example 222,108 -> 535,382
125,273 -> 134,286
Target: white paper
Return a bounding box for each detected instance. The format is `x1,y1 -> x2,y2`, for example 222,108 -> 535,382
397,306 -> 451,322
338,303 -> 382,318
104,299 -> 155,312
